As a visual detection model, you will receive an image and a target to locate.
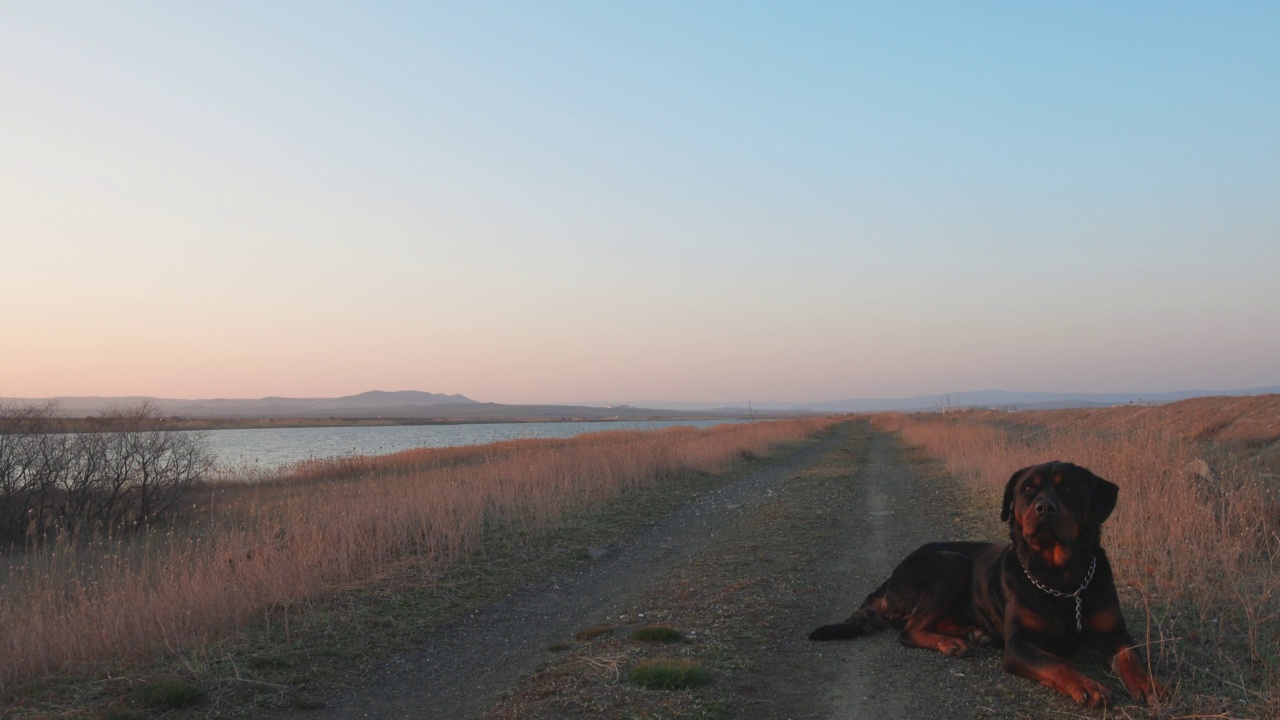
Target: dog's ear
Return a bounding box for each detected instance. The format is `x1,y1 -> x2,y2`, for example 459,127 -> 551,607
1001,466 -> 1035,522
1090,473 -> 1119,524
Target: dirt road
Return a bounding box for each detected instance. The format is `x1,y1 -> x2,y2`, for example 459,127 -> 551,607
300,422 -> 1102,720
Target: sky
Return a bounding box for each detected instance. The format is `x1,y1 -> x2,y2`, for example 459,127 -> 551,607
2,2 -> 1278,405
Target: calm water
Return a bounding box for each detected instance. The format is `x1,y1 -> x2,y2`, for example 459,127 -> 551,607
202,419 -> 743,471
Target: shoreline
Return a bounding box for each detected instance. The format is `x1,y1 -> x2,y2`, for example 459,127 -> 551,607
167,414 -> 757,431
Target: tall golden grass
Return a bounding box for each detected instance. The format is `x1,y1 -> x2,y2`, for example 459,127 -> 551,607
875,411 -> 1280,715
0,418 -> 835,691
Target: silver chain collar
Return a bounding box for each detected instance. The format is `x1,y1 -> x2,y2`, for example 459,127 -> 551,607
1021,555 -> 1097,633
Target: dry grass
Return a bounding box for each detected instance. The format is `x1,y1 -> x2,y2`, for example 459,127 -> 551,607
0,418 -> 836,693
960,393 -> 1280,445
874,407 -> 1280,717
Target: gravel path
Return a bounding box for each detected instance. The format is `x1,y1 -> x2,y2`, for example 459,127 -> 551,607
307,428 -> 846,719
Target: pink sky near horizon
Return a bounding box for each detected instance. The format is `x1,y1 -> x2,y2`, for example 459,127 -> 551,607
3,4 -> 1278,405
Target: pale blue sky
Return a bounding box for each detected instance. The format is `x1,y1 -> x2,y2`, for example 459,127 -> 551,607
2,2 -> 1277,403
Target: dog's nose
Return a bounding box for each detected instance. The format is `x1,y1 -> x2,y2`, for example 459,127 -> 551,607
1034,499 -> 1057,515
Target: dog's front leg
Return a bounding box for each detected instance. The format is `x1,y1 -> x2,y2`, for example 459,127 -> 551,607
1002,632 -> 1112,708
1111,641 -> 1164,704
1085,605 -> 1165,704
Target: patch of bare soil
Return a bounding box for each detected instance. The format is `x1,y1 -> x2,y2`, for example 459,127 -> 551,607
294,421 -> 1149,720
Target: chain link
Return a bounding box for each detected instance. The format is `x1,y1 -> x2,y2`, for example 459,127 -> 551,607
1022,555 -> 1097,633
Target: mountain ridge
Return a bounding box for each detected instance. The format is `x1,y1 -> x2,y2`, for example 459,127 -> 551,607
579,386 -> 1280,413
5,387 -> 1277,418
3,390 -> 475,418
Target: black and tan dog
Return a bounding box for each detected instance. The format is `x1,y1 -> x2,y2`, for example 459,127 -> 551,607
810,461 -> 1162,708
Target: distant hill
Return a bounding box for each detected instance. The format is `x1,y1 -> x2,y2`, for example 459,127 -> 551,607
4,390 -> 476,418
0,391 -> 746,423
9,386 -> 1278,419
779,388 -> 1279,413
595,387 -> 1280,413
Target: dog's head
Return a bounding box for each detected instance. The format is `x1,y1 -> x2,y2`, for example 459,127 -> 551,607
1001,461 -> 1118,567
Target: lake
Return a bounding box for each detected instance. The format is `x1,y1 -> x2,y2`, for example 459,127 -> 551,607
202,419 -> 744,471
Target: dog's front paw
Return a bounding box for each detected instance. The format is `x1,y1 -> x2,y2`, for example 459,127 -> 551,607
1065,676 -> 1112,709
1115,648 -> 1165,704
936,637 -> 971,657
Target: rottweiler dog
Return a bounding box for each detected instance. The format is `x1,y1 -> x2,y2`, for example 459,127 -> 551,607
809,461 -> 1162,708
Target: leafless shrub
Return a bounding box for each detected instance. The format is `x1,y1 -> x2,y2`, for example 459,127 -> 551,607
0,401 -> 212,546
0,401 -> 66,543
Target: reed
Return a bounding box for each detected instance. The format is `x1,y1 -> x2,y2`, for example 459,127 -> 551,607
0,418 -> 835,691
875,411 -> 1280,715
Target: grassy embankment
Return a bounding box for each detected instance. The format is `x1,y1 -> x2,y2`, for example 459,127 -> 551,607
1,418 -> 837,708
875,395 -> 1280,718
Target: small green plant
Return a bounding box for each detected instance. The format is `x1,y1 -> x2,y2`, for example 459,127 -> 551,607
627,658 -> 711,690
631,625 -> 684,643
132,678 -> 206,709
